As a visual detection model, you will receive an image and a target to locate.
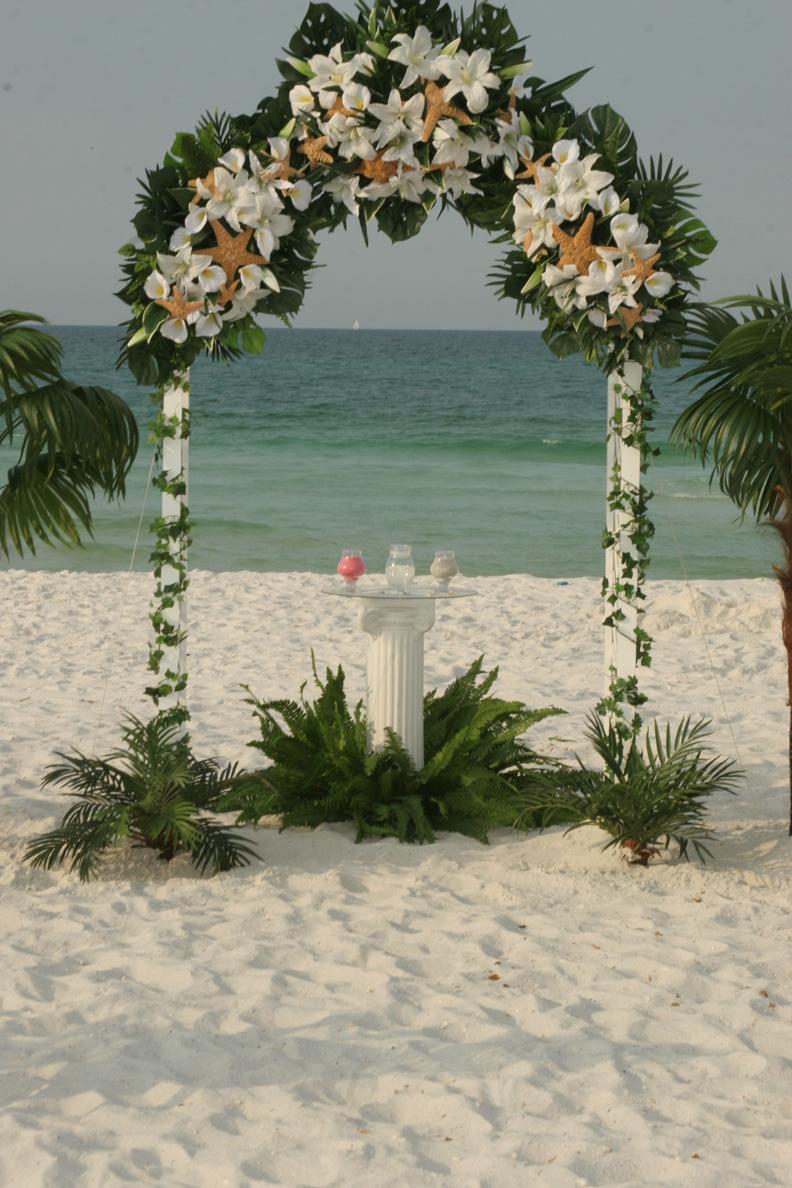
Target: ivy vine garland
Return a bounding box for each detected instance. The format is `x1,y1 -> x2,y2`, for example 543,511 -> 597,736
118,0 -> 715,727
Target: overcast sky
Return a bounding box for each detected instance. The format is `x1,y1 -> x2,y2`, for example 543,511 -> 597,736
3,0 -> 790,329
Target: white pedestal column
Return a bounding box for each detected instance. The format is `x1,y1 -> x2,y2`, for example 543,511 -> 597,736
160,376 -> 189,719
605,361 -> 643,689
359,598 -> 436,768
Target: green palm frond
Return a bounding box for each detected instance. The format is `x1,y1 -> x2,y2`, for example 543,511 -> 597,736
25,713 -> 261,880
0,310 -> 139,559
673,280 -> 792,521
517,711 -> 740,864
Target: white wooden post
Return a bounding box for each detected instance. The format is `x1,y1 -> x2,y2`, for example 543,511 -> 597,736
605,361 -> 643,689
160,373 -> 190,717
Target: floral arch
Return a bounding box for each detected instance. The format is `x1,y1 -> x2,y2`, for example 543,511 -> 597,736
118,0 -> 715,731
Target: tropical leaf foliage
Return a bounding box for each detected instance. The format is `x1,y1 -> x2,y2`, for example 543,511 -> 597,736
517,712 -> 741,863
221,656 -> 565,843
0,310 -> 139,557
672,279 -> 792,520
24,714 -> 260,881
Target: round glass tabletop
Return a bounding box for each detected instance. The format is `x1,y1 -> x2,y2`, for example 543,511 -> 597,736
323,580 -> 477,601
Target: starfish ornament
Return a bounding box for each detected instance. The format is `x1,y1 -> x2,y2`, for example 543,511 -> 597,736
357,155 -> 400,185
326,95 -> 354,119
515,152 -> 551,182
607,304 -> 644,333
622,250 -> 661,286
155,289 -> 204,321
551,212 -> 601,275
217,280 -> 239,307
299,135 -> 333,168
421,81 -> 473,142
201,220 -> 268,275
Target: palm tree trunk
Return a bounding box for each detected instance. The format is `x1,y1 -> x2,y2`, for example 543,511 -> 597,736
769,499 -> 792,834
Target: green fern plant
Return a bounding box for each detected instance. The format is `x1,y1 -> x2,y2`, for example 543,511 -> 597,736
24,714 -> 260,880
518,712 -> 741,863
221,657 -> 564,844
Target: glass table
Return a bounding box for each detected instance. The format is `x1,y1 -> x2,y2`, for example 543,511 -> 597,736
325,581 -> 476,768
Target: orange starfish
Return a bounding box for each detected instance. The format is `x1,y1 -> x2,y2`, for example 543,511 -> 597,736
357,155 -> 401,185
421,81 -> 473,142
607,304 -> 644,333
299,135 -> 333,168
326,95 -> 354,119
551,212 -> 601,275
515,152 -> 551,182
622,250 -> 661,286
217,280 -> 239,307
201,220 -> 268,276
155,289 -> 205,321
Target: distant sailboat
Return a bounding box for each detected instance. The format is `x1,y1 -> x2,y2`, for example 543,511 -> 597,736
353,319 -> 360,330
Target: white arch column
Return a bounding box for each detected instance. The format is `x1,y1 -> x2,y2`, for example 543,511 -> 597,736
604,360 -> 644,688
158,373 -> 190,719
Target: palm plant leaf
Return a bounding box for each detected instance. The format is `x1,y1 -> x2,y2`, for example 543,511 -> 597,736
0,311 -> 62,403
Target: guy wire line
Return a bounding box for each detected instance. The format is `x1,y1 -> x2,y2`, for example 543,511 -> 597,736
669,508 -> 745,769
91,445 -> 157,749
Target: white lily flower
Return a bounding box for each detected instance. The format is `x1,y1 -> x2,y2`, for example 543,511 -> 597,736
553,192 -> 585,223
323,173 -> 362,216
359,176 -> 400,201
237,263 -> 280,294
160,317 -> 191,344
156,248 -> 210,289
195,304 -> 224,337
492,109 -> 533,171
281,177 -> 313,210
395,169 -> 438,204
576,256 -> 618,297
381,128 -> 421,166
607,272 -> 642,314
206,167 -> 253,231
144,270 -> 170,301
169,226 -> 192,252
587,307 -> 608,329
531,163 -> 561,211
433,118 -> 474,167
558,155 -> 614,211
544,263 -> 588,312
437,48 -> 500,114
507,70 -> 534,103
512,193 -> 560,256
552,139 -> 580,166
441,166 -> 481,199
337,121 -> 378,161
596,187 -> 620,218
369,89 -> 425,147
289,84 -> 316,117
308,42 -> 359,93
610,212 -> 649,251
239,190 -> 294,258
222,292 -> 259,323
194,261 -> 227,294
218,147 -> 245,174
644,270 -> 674,298
641,308 -> 662,324
544,262 -> 580,289
185,205 -> 208,235
342,82 -> 371,114
387,25 -> 442,88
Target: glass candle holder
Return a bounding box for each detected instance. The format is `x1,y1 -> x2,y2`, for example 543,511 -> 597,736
336,548 -> 366,590
385,544 -> 415,592
430,549 -> 459,592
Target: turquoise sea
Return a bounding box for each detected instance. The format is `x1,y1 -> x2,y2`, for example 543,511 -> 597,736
1,326 -> 774,579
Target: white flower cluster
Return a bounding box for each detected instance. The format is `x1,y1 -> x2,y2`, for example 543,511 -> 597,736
287,27 -> 525,212
143,144 -> 309,343
512,139 -> 674,331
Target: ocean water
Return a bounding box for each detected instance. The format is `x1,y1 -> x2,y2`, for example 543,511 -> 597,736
0,326 -> 774,579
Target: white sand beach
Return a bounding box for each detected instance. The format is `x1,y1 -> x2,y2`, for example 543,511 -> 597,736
2,570 -> 791,1187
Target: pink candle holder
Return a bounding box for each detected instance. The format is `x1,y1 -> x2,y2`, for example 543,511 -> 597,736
337,548 -> 366,590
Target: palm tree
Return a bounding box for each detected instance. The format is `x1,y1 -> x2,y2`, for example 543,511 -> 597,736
0,310 -> 138,556
671,279 -> 792,830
